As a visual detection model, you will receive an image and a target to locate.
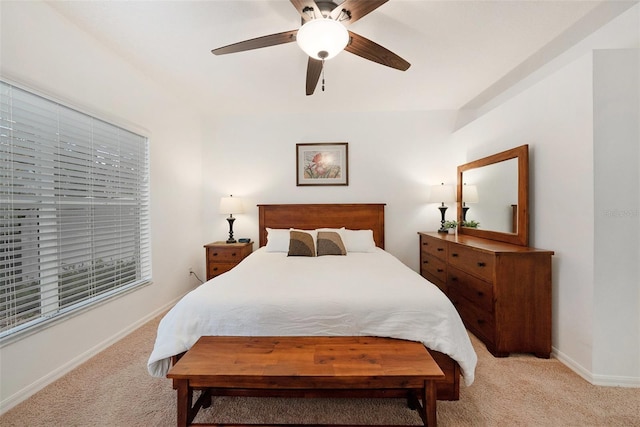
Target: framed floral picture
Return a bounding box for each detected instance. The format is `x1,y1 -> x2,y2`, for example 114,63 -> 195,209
296,143 -> 349,186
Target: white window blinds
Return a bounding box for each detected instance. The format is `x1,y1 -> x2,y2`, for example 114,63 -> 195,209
0,81 -> 151,340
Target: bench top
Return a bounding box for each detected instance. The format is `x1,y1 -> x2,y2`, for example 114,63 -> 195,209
167,336 -> 444,389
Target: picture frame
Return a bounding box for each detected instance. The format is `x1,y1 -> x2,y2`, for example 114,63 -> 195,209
296,143 -> 349,186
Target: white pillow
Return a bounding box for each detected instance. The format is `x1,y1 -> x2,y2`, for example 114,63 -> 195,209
265,228 -> 290,252
343,229 -> 377,253
316,227 -> 346,241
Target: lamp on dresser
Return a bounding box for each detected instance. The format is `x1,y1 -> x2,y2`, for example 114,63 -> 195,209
462,183 -> 478,222
427,183 -> 456,233
219,195 -> 244,244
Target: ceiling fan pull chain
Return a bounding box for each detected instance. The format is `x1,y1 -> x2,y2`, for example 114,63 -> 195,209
322,59 -> 325,92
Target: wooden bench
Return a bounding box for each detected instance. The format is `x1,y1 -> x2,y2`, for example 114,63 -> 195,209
167,336 -> 445,426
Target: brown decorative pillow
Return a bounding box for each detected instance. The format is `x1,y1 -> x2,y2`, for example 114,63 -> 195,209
288,230 -> 316,257
316,231 -> 347,256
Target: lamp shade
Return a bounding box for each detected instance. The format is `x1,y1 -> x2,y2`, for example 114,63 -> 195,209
462,184 -> 479,203
296,18 -> 349,60
219,196 -> 244,215
427,183 -> 456,204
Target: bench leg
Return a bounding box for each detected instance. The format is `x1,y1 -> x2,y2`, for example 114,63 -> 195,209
175,379 -> 191,427
423,380 -> 437,427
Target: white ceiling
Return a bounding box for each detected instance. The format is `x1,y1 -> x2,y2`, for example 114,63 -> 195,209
47,0 -> 608,115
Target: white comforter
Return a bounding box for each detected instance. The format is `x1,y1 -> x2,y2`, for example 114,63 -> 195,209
147,247 -> 477,385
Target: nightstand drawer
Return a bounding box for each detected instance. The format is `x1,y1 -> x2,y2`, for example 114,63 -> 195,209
447,244 -> 494,282
207,262 -> 236,278
208,247 -> 247,262
420,234 -> 448,261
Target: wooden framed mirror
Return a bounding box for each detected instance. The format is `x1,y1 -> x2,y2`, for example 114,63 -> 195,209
457,145 -> 529,246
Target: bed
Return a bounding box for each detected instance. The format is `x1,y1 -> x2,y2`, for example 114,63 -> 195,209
148,203 -> 477,400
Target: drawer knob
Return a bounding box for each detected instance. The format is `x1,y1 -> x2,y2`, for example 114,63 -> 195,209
423,260 -> 429,264
451,276 -> 458,282
213,252 -> 218,256
232,252 -> 237,257
477,319 -> 486,325
451,253 -> 459,257
477,291 -> 484,297
437,248 -> 444,252
422,242 -> 428,246
437,268 -> 444,273
213,267 -> 218,271
477,262 -> 486,267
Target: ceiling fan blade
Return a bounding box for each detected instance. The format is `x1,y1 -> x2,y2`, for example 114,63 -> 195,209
212,30 -> 298,55
345,31 -> 410,71
305,57 -> 323,96
290,0 -> 322,22
330,0 -> 388,25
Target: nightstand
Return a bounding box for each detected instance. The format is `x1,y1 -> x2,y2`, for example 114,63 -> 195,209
204,241 -> 253,280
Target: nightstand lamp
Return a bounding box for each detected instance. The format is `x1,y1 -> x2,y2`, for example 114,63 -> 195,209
427,183 -> 456,233
219,195 -> 244,243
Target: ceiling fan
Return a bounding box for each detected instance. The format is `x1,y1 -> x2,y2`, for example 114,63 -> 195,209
211,0 -> 410,96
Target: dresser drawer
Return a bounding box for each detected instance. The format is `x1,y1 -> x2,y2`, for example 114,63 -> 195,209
421,253 -> 447,284
448,266 -> 494,313
447,244 -> 494,282
451,296 -> 495,345
208,246 -> 250,262
420,235 -> 448,261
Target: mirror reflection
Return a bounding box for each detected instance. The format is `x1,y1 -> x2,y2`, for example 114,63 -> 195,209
462,159 -> 518,233
457,144 -> 529,246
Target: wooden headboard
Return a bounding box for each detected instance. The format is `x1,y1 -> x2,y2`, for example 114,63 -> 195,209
258,204 -> 385,249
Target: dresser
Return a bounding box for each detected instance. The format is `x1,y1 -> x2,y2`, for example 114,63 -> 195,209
204,241 -> 253,280
419,231 -> 554,358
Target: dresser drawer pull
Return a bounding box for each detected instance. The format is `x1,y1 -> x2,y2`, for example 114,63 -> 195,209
477,319 -> 486,325
437,248 -> 444,252
422,242 -> 428,246
451,253 -> 459,257
437,268 -> 444,273
477,262 -> 486,267
477,291 -> 484,297
213,252 -> 218,256
451,276 -> 458,282
423,260 -> 429,264
232,252 -> 237,257
213,267 -> 218,271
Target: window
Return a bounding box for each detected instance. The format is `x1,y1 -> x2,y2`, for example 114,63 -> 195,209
0,81 -> 151,341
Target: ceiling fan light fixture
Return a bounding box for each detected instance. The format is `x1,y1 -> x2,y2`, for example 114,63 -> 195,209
296,18 -> 349,60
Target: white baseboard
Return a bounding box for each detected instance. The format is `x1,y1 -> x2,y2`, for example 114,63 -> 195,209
0,298 -> 180,415
553,346 -> 640,388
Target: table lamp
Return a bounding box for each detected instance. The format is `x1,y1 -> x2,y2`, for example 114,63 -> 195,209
219,195 -> 243,243
427,183 -> 456,233
462,183 -> 479,222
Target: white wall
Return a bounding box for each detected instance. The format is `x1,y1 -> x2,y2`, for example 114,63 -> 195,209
0,1 -> 207,411
592,48 -> 639,383
450,6 -> 639,386
202,110 -> 464,270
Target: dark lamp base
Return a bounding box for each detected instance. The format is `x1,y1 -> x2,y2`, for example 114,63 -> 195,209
226,216 -> 236,244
